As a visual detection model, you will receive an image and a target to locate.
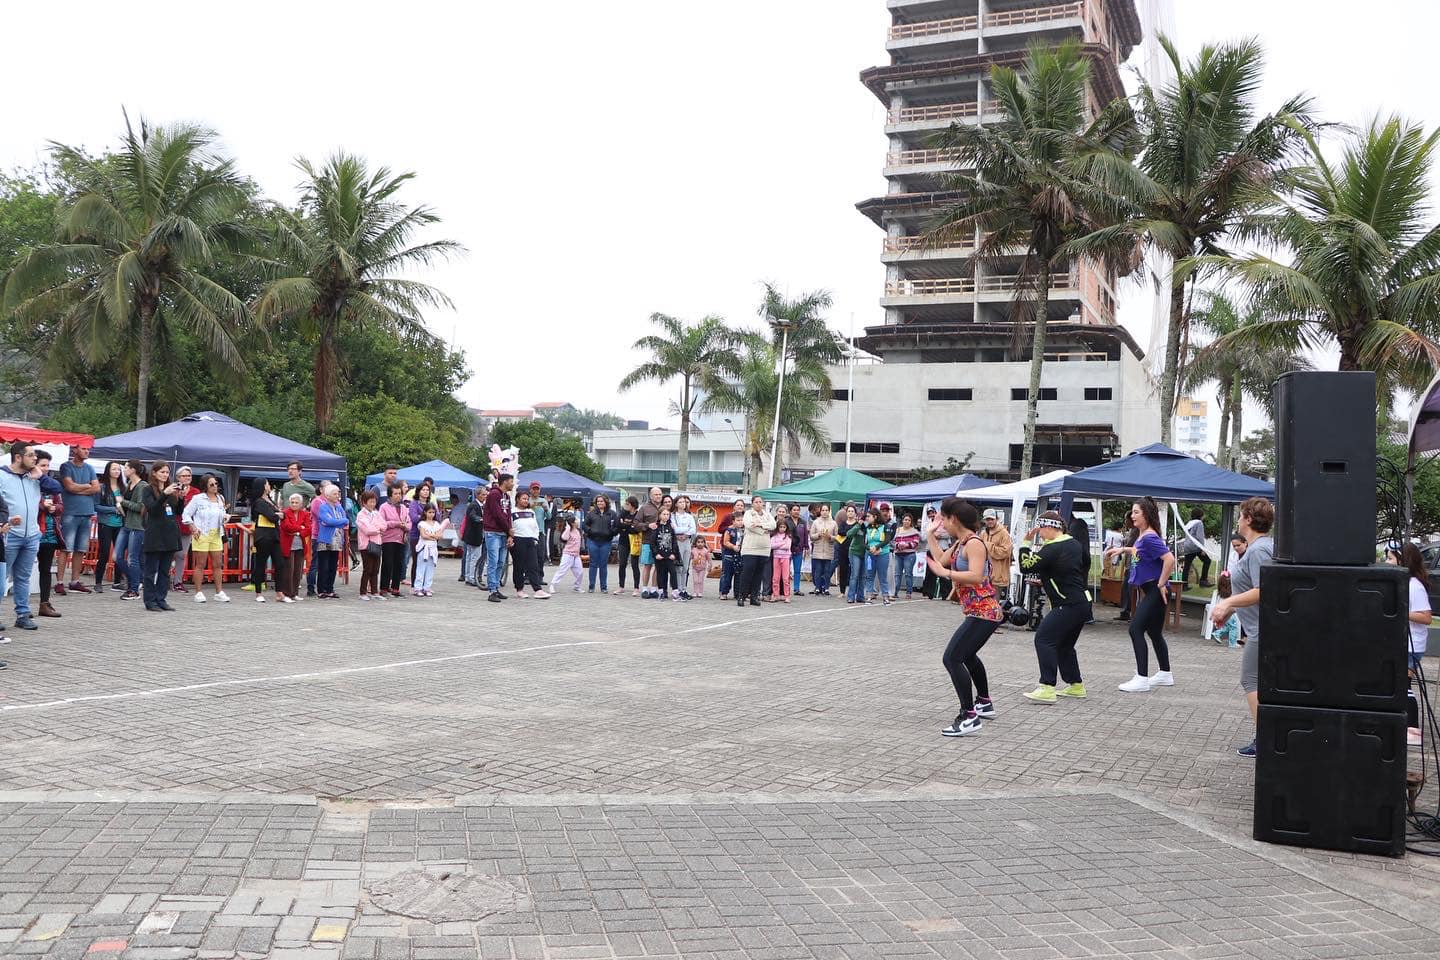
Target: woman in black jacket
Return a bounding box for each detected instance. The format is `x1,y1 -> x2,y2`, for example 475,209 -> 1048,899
616,496 -> 639,594
140,461 -> 184,612
250,478 -> 287,603
583,494 -> 618,594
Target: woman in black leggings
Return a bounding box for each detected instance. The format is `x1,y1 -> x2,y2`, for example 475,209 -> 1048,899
927,498 -> 1005,738
616,497 -> 640,591
1107,497 -> 1176,693
1020,510 -> 1094,703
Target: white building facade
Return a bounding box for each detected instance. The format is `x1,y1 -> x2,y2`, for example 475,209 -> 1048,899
591,428 -> 748,493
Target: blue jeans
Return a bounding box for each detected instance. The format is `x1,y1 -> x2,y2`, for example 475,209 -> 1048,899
484,531 -> 508,593
115,528 -> 144,592
5,533 -> 38,620
719,554 -> 739,595
896,553 -> 916,595
870,552 -> 891,598
847,555 -> 868,602
811,557 -> 833,593
587,538 -> 611,590
792,553 -> 805,593
462,543 -> 484,584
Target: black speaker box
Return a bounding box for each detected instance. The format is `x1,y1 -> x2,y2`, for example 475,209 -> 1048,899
1274,371 -> 1377,565
1254,704 -> 1406,857
1258,563 -> 1408,712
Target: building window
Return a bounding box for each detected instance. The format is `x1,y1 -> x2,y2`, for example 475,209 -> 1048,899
831,442 -> 901,455
830,388 -> 851,401
928,388 -> 973,401
1011,388 -> 1057,401
1083,387 -> 1113,401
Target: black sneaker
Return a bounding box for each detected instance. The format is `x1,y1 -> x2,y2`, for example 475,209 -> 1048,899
941,713 -> 982,737
749,599 -> 762,607
488,592 -> 504,603
0,660 -> 6,669
158,602 -> 176,612
1237,740 -> 1257,758
974,700 -> 996,719
14,617 -> 37,631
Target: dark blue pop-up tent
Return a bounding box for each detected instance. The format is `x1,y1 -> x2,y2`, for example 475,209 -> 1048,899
365,459 -> 483,492
515,465 -> 619,502
868,473 -> 992,507
92,412 -> 347,487
1036,443 -> 1274,504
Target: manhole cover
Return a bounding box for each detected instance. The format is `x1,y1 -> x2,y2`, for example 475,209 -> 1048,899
367,869 -> 530,922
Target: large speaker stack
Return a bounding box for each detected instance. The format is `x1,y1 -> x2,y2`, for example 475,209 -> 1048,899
1254,371 -> 1409,857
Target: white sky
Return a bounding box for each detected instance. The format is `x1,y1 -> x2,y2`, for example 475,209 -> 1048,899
2,1 -> 1436,434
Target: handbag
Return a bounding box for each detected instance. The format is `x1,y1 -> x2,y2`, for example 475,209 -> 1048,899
365,540 -> 382,559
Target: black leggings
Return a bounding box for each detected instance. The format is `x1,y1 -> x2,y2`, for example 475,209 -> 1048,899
1181,552 -> 1211,585
617,537 -> 640,588
943,617 -> 1001,713
655,558 -> 676,595
38,543 -> 56,604
512,537 -> 544,591
95,524 -> 119,587
1129,581 -> 1171,675
1035,601 -> 1089,686
837,550 -> 850,592
380,542 -> 406,592
252,536 -> 286,594
736,555 -> 766,603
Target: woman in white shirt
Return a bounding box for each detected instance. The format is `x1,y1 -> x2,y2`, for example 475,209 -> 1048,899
1387,543 -> 1432,673
181,473 -> 230,603
671,495 -> 698,600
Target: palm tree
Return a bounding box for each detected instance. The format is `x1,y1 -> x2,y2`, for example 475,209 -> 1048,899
930,39 -> 1136,478
1182,291 -> 1310,469
757,283 -> 839,393
252,154 -> 463,432
702,333 -> 829,490
1071,36 -> 1316,445
618,313 -> 738,489
1201,117 -> 1440,399
3,115 -> 251,428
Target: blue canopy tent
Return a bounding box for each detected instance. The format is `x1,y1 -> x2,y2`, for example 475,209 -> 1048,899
1036,443 -> 1274,504
867,473 -> 992,507
92,412 -> 347,493
515,465 -> 619,502
365,459 -> 484,492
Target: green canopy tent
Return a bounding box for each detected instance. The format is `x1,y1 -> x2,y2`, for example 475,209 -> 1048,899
752,467 -> 893,511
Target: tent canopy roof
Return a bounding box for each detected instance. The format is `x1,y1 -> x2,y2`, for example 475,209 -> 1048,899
952,469 -> 1073,506
365,459 -> 483,491
92,411 -> 346,478
753,467 -> 892,507
0,422 -> 95,448
868,472 -> 991,505
515,465 -> 618,500
1037,443 -> 1273,504
1409,367 -> 1440,454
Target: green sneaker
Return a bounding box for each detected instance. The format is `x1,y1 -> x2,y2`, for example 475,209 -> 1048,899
1023,684 -> 1057,704
1057,683 -> 1087,699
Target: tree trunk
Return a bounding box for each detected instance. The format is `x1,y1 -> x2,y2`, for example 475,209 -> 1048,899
1158,273 -> 1187,446
314,325 -> 338,434
1337,330 -> 1361,371
1020,264 -> 1051,479
1229,381 -> 1244,471
1214,373 -> 1234,466
677,376 -> 691,490
136,301 -> 155,429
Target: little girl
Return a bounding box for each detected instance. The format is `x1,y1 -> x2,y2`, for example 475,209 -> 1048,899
413,503 -> 445,597
653,507 -> 678,600
689,536 -> 711,598
1211,571 -> 1241,647
555,515 -> 585,592
770,516 -> 793,602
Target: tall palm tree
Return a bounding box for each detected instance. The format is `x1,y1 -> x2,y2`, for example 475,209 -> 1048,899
931,39 -> 1136,478
702,333 -> 829,490
618,313 -> 738,489
1182,291 -> 1310,469
252,154 -> 463,432
1071,36 -> 1316,445
1202,117 -> 1440,398
757,283 -> 839,393
3,115 -> 251,427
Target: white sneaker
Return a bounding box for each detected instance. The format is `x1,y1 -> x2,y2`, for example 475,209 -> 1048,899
255,594 -> 266,603
535,590 -> 552,599
195,592 -> 207,603
280,595 -> 295,604
214,591 -> 231,603
1150,670 -> 1175,687
1118,674 -> 1152,693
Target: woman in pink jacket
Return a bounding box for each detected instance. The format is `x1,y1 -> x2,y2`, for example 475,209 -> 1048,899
377,485 -> 410,598
355,490 -> 386,599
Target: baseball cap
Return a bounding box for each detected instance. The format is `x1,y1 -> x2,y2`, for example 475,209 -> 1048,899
983,508 -> 1000,520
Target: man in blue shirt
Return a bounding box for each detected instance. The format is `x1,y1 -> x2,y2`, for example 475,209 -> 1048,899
58,445 -> 99,595
0,442 -> 43,632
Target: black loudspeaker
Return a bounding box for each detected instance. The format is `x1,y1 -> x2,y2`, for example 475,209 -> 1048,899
1253,704 -> 1406,857
1274,371 -> 1377,565
1258,564 -> 1409,712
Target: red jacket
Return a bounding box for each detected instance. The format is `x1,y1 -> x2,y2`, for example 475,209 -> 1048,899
482,485 -> 512,534
279,506 -> 312,558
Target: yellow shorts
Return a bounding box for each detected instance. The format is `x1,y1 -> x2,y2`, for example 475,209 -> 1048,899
192,529 -> 224,553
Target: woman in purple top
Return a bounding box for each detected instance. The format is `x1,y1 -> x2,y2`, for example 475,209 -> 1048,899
1104,496 -> 1176,693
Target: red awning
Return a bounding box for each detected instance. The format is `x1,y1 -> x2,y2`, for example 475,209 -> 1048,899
0,422 -> 95,447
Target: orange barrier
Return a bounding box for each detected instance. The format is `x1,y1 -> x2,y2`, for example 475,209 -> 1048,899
82,519 -> 349,585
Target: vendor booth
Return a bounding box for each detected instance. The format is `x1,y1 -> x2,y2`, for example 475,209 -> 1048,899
515,465 -> 619,503
752,467 -> 892,511
365,459 -> 484,494
868,473 -> 992,510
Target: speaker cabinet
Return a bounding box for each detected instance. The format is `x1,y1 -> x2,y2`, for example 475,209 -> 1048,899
1254,704 -> 1406,857
1274,371 -> 1377,565
1258,563 -> 1408,712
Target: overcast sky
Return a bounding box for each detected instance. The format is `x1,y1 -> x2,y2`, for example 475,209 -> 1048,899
2,1 -> 1436,434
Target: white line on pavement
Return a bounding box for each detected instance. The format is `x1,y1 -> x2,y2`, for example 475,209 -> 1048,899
1,602 -> 901,713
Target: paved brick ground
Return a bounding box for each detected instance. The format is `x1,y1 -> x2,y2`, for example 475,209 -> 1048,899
0,560 -> 1435,957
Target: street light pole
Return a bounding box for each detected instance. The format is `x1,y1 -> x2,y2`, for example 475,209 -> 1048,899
844,312 -> 855,469
768,322 -> 790,488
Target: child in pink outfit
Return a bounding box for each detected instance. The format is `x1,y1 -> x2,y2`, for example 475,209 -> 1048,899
770,519 -> 793,602
555,516 -> 585,591
689,537 -> 711,597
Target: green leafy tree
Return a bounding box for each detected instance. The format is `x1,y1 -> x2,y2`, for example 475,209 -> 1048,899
1073,37 -> 1316,445
1202,117 -> 1440,400
321,392 -> 468,486
905,454 -> 976,484
618,313 -> 738,489
252,153 -> 463,433
540,406 -> 625,437
702,333 -> 829,490
757,283 -> 839,394
1236,426 -> 1276,476
2,116 -> 253,428
38,390 -> 134,439
487,419 -> 603,482
933,39 -> 1135,478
